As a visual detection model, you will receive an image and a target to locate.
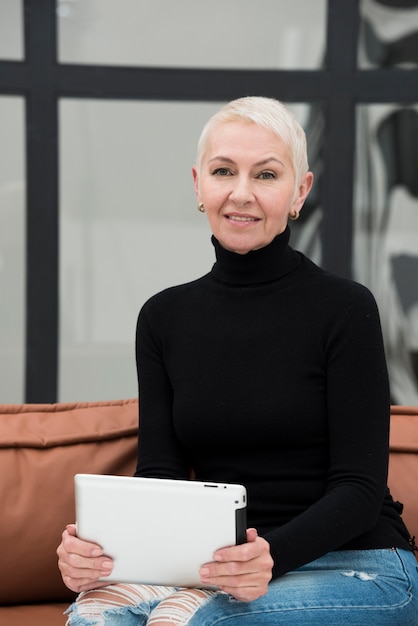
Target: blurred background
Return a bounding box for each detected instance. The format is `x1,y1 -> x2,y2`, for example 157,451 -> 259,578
1,0 -> 417,404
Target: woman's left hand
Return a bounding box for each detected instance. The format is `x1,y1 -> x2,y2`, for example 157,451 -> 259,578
199,528 -> 273,602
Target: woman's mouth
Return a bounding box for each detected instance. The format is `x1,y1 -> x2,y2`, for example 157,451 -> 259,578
226,215 -> 259,223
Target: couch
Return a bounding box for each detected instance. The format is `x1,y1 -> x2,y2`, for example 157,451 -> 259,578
0,400 -> 417,625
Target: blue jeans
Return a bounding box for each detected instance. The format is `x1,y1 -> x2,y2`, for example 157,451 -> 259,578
188,548 -> 418,625
66,549 -> 418,625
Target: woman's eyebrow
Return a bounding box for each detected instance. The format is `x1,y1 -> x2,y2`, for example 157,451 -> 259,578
208,156 -> 285,167
208,156 -> 235,164
254,157 -> 285,168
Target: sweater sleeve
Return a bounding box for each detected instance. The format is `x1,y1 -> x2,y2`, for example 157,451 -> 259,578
264,282 -> 392,577
134,300 -> 190,480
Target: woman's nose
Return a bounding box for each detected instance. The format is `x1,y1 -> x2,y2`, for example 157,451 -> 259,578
229,177 -> 254,206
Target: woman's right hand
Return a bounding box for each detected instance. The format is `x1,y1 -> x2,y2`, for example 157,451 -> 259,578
57,524 -> 114,593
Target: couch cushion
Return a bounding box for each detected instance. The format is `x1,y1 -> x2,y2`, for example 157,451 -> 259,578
388,405 -> 418,549
0,399 -> 138,605
0,603 -> 69,625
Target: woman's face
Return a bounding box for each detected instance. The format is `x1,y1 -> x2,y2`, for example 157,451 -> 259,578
192,120 -> 313,255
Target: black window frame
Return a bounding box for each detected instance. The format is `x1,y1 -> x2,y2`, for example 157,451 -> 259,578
1,0 -> 418,402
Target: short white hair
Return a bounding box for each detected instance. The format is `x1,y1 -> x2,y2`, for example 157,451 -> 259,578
196,96 -> 309,183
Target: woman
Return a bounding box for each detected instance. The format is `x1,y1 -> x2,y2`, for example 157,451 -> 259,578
58,96 -> 418,625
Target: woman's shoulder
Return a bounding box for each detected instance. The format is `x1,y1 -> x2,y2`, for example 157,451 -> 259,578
297,253 -> 379,309
139,273 -> 211,314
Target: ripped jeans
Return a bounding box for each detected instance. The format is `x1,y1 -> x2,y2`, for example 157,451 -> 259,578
65,548 -> 418,625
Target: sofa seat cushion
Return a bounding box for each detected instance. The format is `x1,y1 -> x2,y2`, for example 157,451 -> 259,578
388,405 -> 418,550
0,603 -> 69,625
0,399 -> 138,606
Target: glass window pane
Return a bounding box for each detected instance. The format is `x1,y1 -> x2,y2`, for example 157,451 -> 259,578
57,0 -> 326,70
358,0 -> 418,68
354,103 -> 418,404
0,97 -> 25,402
288,103 -> 324,268
0,0 -> 24,60
59,99 -> 219,402
58,98 -> 321,402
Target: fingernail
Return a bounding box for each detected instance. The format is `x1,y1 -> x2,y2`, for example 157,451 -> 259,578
200,567 -> 209,578
101,560 -> 113,570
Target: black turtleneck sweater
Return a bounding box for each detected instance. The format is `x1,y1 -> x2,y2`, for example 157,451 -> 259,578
135,227 -> 411,578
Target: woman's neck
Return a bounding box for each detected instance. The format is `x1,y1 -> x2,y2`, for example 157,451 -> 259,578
210,226 -> 300,286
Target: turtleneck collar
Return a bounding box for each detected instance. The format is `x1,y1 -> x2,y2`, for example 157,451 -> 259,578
210,226 -> 300,286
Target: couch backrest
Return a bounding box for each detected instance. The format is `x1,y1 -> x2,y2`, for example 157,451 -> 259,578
388,405 -> 418,552
0,399 -> 139,605
0,400 -> 416,606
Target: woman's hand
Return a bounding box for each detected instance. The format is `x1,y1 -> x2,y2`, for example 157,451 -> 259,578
199,528 -> 273,602
57,524 -> 114,593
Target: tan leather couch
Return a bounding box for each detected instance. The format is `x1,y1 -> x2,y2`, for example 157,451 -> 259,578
0,400 -> 417,625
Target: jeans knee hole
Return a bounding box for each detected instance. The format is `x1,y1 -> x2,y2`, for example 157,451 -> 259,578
341,570 -> 378,581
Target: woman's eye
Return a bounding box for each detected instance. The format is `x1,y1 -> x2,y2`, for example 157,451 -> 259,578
212,168 -> 231,176
258,171 -> 276,180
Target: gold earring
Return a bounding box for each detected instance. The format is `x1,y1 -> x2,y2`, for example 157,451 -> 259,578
289,210 -> 299,221
198,202 -> 205,213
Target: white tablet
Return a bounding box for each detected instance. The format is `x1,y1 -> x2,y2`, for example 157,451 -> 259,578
74,473 -> 247,588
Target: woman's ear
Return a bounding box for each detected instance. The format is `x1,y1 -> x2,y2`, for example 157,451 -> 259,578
292,171 -> 314,214
192,165 -> 200,202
